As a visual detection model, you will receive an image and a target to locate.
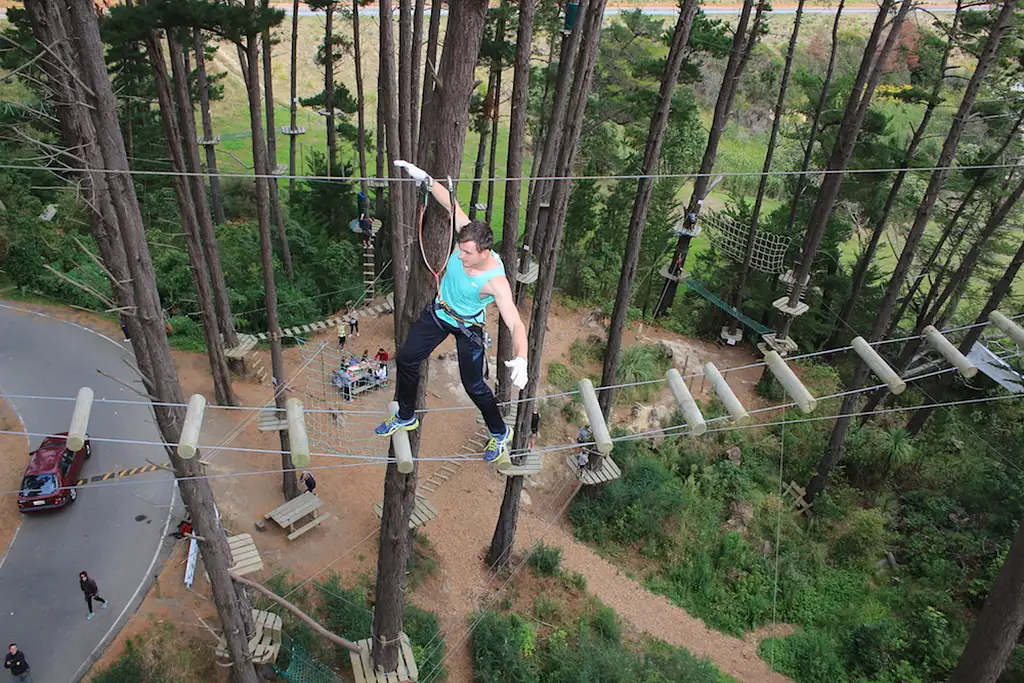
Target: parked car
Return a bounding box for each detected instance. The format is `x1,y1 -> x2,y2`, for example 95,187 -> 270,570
17,433 -> 91,513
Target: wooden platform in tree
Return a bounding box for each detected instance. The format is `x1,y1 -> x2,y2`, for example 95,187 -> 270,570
565,454 -> 621,485
349,632 -> 418,683
258,408 -> 287,432
496,453 -> 542,477
373,495 -> 438,530
227,533 -> 263,576
215,609 -> 282,665
516,261 -> 539,284
225,335 -> 257,359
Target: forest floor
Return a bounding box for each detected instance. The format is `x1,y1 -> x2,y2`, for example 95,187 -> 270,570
0,298 -> 794,683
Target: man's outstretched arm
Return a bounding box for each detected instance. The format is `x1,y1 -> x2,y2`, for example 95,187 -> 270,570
489,276 -> 530,390
394,160 -> 470,230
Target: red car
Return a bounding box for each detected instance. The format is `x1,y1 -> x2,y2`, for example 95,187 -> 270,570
17,433 -> 91,513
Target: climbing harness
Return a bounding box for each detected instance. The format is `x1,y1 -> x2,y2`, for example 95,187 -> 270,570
416,176 -> 486,349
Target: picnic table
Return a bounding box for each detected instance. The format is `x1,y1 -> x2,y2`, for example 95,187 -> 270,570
263,491 -> 330,540
333,361 -> 387,400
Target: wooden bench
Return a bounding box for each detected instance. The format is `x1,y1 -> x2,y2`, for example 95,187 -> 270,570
566,454 -> 621,485
215,609 -> 282,665
286,512 -> 331,540
227,533 -> 264,576
349,632 -> 418,683
264,492 -> 326,539
373,495 -> 438,530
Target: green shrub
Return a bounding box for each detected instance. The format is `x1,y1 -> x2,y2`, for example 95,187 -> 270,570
533,595 -> 563,622
830,508 -> 894,571
471,611 -> 540,683
760,631 -> 847,683
91,641 -> 146,683
590,604 -> 622,643
562,571 -> 588,591
616,344 -> 672,403
528,542 -> 563,576
547,361 -> 578,393
166,315 -> 206,352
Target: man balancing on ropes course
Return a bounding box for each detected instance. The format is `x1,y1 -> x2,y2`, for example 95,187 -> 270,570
374,160 -> 529,464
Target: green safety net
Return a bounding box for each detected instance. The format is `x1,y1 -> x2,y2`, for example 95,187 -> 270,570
277,642 -> 347,683
683,278 -> 773,336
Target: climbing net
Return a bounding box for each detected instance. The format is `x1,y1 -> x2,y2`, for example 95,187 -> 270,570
702,210 -> 791,274
293,339 -> 392,460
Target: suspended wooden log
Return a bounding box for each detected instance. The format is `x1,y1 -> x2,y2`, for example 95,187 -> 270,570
922,325 -> 978,378
703,363 -> 750,426
764,351 -> 817,414
286,397 -> 311,468
388,400 -> 414,474
988,311 -> 1024,349
665,368 -> 706,436
178,394 -> 207,459
67,387 -> 94,452
578,379 -> 613,455
851,337 -> 906,395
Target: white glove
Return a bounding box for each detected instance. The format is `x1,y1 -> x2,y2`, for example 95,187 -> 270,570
394,160 -> 433,188
505,356 -> 528,390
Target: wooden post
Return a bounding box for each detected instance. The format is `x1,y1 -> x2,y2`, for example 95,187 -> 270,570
67,386 -> 94,452
851,337 -> 906,394
178,394 -> 207,459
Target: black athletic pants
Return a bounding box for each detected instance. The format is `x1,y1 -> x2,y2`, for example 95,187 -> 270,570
394,308 -> 505,435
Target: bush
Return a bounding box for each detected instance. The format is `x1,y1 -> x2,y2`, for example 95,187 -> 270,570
471,611 -> 540,683
165,315 -> 206,352
547,361 -> 578,393
830,508 -> 894,571
616,344 -> 672,403
527,542 -> 563,576
89,622 -> 215,683
760,631 -> 847,683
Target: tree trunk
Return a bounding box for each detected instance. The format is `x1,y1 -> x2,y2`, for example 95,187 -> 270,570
241,9 -> 301,502
727,0 -> 805,338
288,0 -> 300,202
490,0 -> 607,567
494,0 -> 536,408
172,32 -> 240,357
469,103 -> 492,220
374,0 -> 491,669
376,95 -> 386,218
773,0 -> 914,342
410,0 -> 425,154
418,0 -> 443,147
58,1 -> 258,677
526,27 -> 558,215
518,0 -> 589,304
598,0 -> 700,417
828,3 -> 961,347
806,0 -> 1018,503
263,1 -> 295,281
490,0 -> 536,567
147,32 -> 236,407
951,516 -> 1024,683
782,0 -> 844,237
325,2 -> 337,170
380,0 -> 410,306
192,29 -> 227,225
653,0 -> 764,318
353,0 -> 368,196
484,0 -> 508,227
399,0 -> 414,165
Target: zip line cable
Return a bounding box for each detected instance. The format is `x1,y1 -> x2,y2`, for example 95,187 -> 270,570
2,371 -> 1023,497
3,314 -> 1017,416
4,159 -> 1024,184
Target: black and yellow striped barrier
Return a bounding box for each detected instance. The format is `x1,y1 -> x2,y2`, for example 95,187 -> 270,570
75,462 -> 169,487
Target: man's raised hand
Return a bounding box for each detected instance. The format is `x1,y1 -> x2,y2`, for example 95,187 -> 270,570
505,357 -> 529,390
394,160 -> 433,188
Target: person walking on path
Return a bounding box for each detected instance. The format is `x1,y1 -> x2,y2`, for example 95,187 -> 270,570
375,160 -> 529,464
529,408 -> 540,450
4,645 -> 30,683
79,571 -> 108,620
337,323 -> 347,349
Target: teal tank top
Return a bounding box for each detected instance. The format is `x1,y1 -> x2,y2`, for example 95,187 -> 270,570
436,250 -> 505,327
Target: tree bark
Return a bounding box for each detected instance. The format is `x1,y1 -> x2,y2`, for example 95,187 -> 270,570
469,95 -> 493,221
951,516 -> 1024,683
59,1 -> 258,677
828,3 -> 962,348
380,0 -> 410,306
147,31 -> 236,407
192,29 -> 227,226
288,0 -> 300,202
484,0 -> 509,227
263,0 -> 295,281
597,0 -> 699,418
773,0 -> 914,341
171,32 -> 240,357
410,0 -> 425,154
418,0 -> 443,147
806,0 -> 1018,503
654,0 -> 764,318
353,0 -> 369,196
781,0 -> 844,240
325,1 -> 338,170
373,0 -> 491,669
727,0 -> 806,338
491,0 -> 607,567
495,0 -> 536,408
241,4 -> 301,502
490,0 -> 536,568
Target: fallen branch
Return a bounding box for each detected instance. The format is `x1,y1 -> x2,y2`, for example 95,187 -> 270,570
228,572 -> 362,654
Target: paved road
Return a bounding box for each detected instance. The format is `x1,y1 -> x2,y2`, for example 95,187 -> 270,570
0,303 -> 177,683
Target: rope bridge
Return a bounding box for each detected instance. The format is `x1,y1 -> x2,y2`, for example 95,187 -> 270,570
277,641 -> 347,683
683,278 -> 772,336
701,210 -> 791,275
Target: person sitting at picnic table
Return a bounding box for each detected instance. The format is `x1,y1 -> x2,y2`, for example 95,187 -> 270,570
361,350 -> 370,363
333,368 -> 355,401
374,348 -> 390,362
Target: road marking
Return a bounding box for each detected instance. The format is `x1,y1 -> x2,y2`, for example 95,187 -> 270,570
76,463 -> 168,487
